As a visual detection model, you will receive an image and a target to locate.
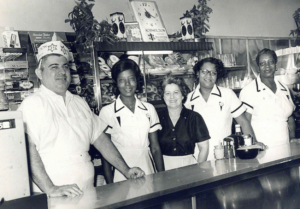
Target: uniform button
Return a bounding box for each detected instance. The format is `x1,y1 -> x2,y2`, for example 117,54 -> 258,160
173,138 -> 176,140
174,148 -> 176,151
172,129 -> 175,131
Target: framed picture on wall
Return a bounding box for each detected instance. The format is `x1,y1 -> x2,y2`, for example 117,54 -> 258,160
129,0 -> 169,42
125,22 -> 143,42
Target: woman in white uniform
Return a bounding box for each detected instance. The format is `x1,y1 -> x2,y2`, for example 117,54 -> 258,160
99,59 -> 164,183
239,48 -> 296,148
185,57 -> 259,161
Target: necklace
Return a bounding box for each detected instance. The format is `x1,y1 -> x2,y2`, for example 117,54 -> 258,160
120,96 -> 135,110
124,102 -> 135,110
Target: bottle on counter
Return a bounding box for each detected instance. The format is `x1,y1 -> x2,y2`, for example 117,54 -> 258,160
234,124 -> 244,148
224,137 -> 234,159
235,124 -> 242,135
230,141 -> 236,158
224,141 -> 229,158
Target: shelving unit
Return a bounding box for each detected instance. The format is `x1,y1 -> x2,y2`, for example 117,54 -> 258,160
224,65 -> 246,71
87,41 -> 214,110
94,42 -> 212,52
0,48 -> 34,110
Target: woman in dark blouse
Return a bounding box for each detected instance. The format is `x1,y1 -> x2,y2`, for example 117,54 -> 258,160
158,75 -> 210,170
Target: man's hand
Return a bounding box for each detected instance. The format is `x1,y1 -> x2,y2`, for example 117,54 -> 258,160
125,167 -> 145,180
48,184 -> 83,198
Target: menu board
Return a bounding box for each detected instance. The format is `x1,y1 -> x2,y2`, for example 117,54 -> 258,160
28,31 -> 68,53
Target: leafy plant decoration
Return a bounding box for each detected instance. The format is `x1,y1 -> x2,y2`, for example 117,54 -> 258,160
290,8 -> 300,39
183,0 -> 213,38
65,0 -> 118,52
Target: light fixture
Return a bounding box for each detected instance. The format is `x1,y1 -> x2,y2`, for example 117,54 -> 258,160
126,50 -> 173,55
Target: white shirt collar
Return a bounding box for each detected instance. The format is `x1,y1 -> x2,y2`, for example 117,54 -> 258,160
189,84 -> 222,102
256,74 -> 287,92
114,95 -> 148,113
40,84 -> 73,104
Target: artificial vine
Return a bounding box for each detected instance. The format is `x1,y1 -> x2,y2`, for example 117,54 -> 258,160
65,0 -> 117,52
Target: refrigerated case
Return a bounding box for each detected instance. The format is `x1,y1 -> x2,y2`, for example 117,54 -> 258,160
0,111 -> 30,201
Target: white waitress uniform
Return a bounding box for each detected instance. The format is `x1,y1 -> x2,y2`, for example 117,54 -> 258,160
239,75 -> 295,148
18,85 -> 106,192
185,84 -> 246,161
99,96 -> 162,182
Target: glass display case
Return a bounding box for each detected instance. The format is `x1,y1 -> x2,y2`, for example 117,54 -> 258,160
84,41 -> 214,111
0,47 -> 34,111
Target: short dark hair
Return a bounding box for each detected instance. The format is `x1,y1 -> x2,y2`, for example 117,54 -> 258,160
111,58 -> 144,96
160,75 -> 190,104
193,57 -> 225,80
256,48 -> 278,66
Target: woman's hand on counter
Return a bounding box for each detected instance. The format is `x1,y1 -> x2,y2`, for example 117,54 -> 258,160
290,138 -> 300,143
48,184 -> 83,198
125,167 -> 145,180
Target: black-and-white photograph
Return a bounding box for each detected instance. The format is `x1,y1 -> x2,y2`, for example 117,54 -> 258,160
0,0 -> 300,208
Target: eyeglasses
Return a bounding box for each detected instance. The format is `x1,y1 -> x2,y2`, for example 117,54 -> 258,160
200,69 -> 217,76
259,60 -> 275,67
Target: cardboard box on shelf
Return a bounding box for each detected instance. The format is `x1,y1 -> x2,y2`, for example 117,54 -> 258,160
2,28 -> 21,48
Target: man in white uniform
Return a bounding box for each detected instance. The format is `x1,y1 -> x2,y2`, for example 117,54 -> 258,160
18,41 -> 144,197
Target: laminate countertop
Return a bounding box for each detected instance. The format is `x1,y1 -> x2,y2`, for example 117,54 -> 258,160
48,141 -> 300,209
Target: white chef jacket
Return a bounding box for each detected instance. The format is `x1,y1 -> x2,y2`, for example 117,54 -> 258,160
18,85 -> 107,192
99,96 -> 162,182
239,75 -> 295,148
185,84 -> 246,161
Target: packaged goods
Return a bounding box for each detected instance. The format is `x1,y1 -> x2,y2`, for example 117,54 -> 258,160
2,28 -> 21,48
100,64 -> 111,72
98,57 -> 106,66
107,55 -> 119,68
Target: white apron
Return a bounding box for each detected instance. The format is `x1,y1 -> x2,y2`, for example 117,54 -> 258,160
33,114 -> 94,192
251,90 -> 294,148
163,155 -> 197,171
114,147 -> 154,182
100,97 -> 161,183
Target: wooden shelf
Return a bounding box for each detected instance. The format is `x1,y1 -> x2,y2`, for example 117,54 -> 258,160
225,65 -> 246,71
2,48 -> 27,53
148,73 -> 195,81
100,79 -> 114,84
93,42 -> 213,52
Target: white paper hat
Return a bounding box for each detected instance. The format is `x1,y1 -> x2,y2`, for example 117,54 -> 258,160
36,41 -> 72,62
